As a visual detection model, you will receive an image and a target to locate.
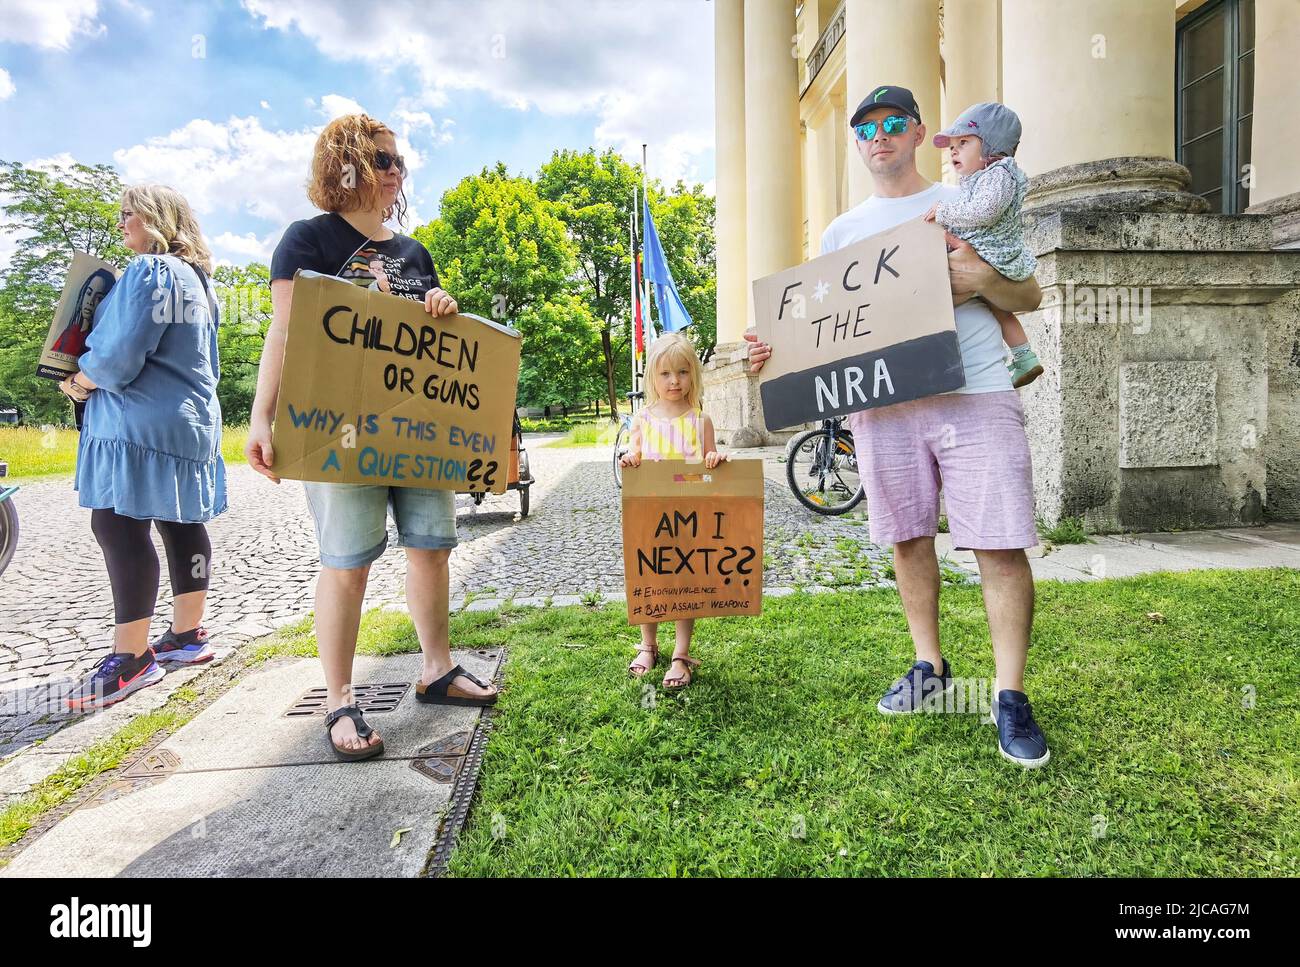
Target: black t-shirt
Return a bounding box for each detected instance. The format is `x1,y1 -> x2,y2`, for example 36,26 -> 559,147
270,212 -> 440,302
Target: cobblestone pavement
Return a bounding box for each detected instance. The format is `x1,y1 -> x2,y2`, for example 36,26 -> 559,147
0,437 -> 897,777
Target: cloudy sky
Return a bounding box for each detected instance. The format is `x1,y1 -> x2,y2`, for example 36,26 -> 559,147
0,0 -> 716,267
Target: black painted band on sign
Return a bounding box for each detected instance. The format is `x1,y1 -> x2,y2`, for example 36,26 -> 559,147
760,330 -> 966,431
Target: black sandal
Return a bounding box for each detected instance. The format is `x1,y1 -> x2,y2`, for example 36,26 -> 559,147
324,705 -> 385,761
415,665 -> 498,707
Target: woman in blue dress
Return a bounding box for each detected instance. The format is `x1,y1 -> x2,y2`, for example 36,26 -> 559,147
59,184 -> 226,711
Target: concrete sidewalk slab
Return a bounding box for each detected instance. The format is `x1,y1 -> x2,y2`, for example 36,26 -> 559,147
935,524 -> 1300,582
1,650 -> 498,878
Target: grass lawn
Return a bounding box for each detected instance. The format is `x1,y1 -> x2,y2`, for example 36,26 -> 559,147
543,420 -> 617,448
446,570 -> 1299,877
0,424 -> 249,479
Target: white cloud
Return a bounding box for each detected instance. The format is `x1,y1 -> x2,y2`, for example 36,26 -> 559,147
112,106 -> 436,265
259,99 -> 271,110
241,0 -> 713,183
113,115 -> 321,227
317,93 -> 367,120
210,230 -> 278,266
0,68 -> 13,100
0,0 -> 104,50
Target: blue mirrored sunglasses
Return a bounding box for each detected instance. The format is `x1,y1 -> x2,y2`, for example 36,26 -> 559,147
853,115 -> 911,141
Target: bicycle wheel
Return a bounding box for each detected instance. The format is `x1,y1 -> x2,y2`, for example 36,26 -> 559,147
0,497 -> 18,577
612,420 -> 629,489
785,427 -> 864,515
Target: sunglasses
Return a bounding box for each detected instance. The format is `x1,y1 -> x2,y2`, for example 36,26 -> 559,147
853,115 -> 911,141
117,209 -> 134,224
375,150 -> 407,176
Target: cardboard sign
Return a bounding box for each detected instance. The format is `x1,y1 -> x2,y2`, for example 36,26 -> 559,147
752,217 -> 964,430
622,458 -> 764,623
37,252 -> 121,380
270,271 -> 521,493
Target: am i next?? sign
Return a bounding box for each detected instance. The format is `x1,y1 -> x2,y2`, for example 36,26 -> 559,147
752,217 -> 965,431
270,271 -> 521,493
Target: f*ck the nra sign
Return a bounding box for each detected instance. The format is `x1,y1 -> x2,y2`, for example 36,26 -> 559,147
752,217 -> 965,431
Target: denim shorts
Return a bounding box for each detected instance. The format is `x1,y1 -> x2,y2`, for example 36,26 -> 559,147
302,481 -> 459,569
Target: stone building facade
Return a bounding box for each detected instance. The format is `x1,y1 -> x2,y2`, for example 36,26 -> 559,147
706,0 -> 1300,531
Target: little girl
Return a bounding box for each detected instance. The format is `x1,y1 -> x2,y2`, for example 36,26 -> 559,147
924,101 -> 1043,388
620,332 -> 723,690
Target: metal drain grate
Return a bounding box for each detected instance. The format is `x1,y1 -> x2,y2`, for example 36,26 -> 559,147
284,682 -> 411,718
410,757 -> 460,783
123,748 -> 180,778
417,730 -> 471,758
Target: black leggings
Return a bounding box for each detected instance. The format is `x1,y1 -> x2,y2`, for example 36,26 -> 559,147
90,509 -> 212,624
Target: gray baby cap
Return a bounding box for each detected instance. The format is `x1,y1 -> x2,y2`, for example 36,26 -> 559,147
933,102 -> 1022,158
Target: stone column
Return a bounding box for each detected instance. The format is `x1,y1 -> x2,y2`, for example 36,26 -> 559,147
1245,0 -> 1300,248
941,0 -> 1000,123
844,0 -> 942,203
704,0 -> 802,448
744,0 -> 803,304
714,0 -> 748,345
1002,0 -> 1206,214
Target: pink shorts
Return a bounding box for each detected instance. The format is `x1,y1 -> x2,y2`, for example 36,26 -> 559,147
848,390 -> 1038,551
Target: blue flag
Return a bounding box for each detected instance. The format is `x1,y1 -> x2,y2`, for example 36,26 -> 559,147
641,199 -> 693,333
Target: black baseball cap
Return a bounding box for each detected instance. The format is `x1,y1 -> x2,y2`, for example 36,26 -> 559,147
850,84 -> 922,127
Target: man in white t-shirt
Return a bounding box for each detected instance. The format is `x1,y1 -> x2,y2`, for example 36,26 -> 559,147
746,84 -> 1050,768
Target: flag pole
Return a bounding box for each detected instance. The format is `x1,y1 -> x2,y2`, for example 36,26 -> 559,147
641,143 -> 654,347
628,204 -> 638,399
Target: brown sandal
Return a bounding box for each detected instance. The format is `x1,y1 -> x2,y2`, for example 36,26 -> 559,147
663,655 -> 700,690
628,646 -> 658,679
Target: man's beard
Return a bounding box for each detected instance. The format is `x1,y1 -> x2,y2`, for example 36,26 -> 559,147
869,151 -> 912,179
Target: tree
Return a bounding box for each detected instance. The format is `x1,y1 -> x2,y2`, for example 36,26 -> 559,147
537,148 -> 640,418
0,160 -> 133,425
515,293 -> 606,410
414,165 -> 599,411
211,263 -> 272,425
537,150 -> 718,415
414,163 -> 575,320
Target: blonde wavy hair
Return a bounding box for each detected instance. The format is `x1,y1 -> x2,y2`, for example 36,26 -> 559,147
307,114 -> 407,224
644,333 -> 704,411
121,184 -> 213,273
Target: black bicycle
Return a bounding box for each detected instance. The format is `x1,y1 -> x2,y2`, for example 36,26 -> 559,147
0,473 -> 17,577
784,417 -> 864,515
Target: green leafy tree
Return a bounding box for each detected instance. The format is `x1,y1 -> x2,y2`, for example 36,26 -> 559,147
211,262 -> 272,424
515,293 -> 606,410
0,160 -> 133,425
536,148 -> 641,418
537,149 -> 717,415
414,165 -> 598,411
414,163 -> 575,320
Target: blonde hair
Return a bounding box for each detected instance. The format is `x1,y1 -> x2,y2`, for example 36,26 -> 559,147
644,333 -> 705,411
122,184 -> 213,273
307,113 -> 407,224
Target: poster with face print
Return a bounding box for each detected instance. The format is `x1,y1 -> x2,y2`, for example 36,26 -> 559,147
37,252 -> 121,380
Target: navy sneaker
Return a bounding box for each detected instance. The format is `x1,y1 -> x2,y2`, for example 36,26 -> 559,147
877,658 -> 954,715
152,625 -> 216,665
66,650 -> 164,712
990,687 -> 1051,768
